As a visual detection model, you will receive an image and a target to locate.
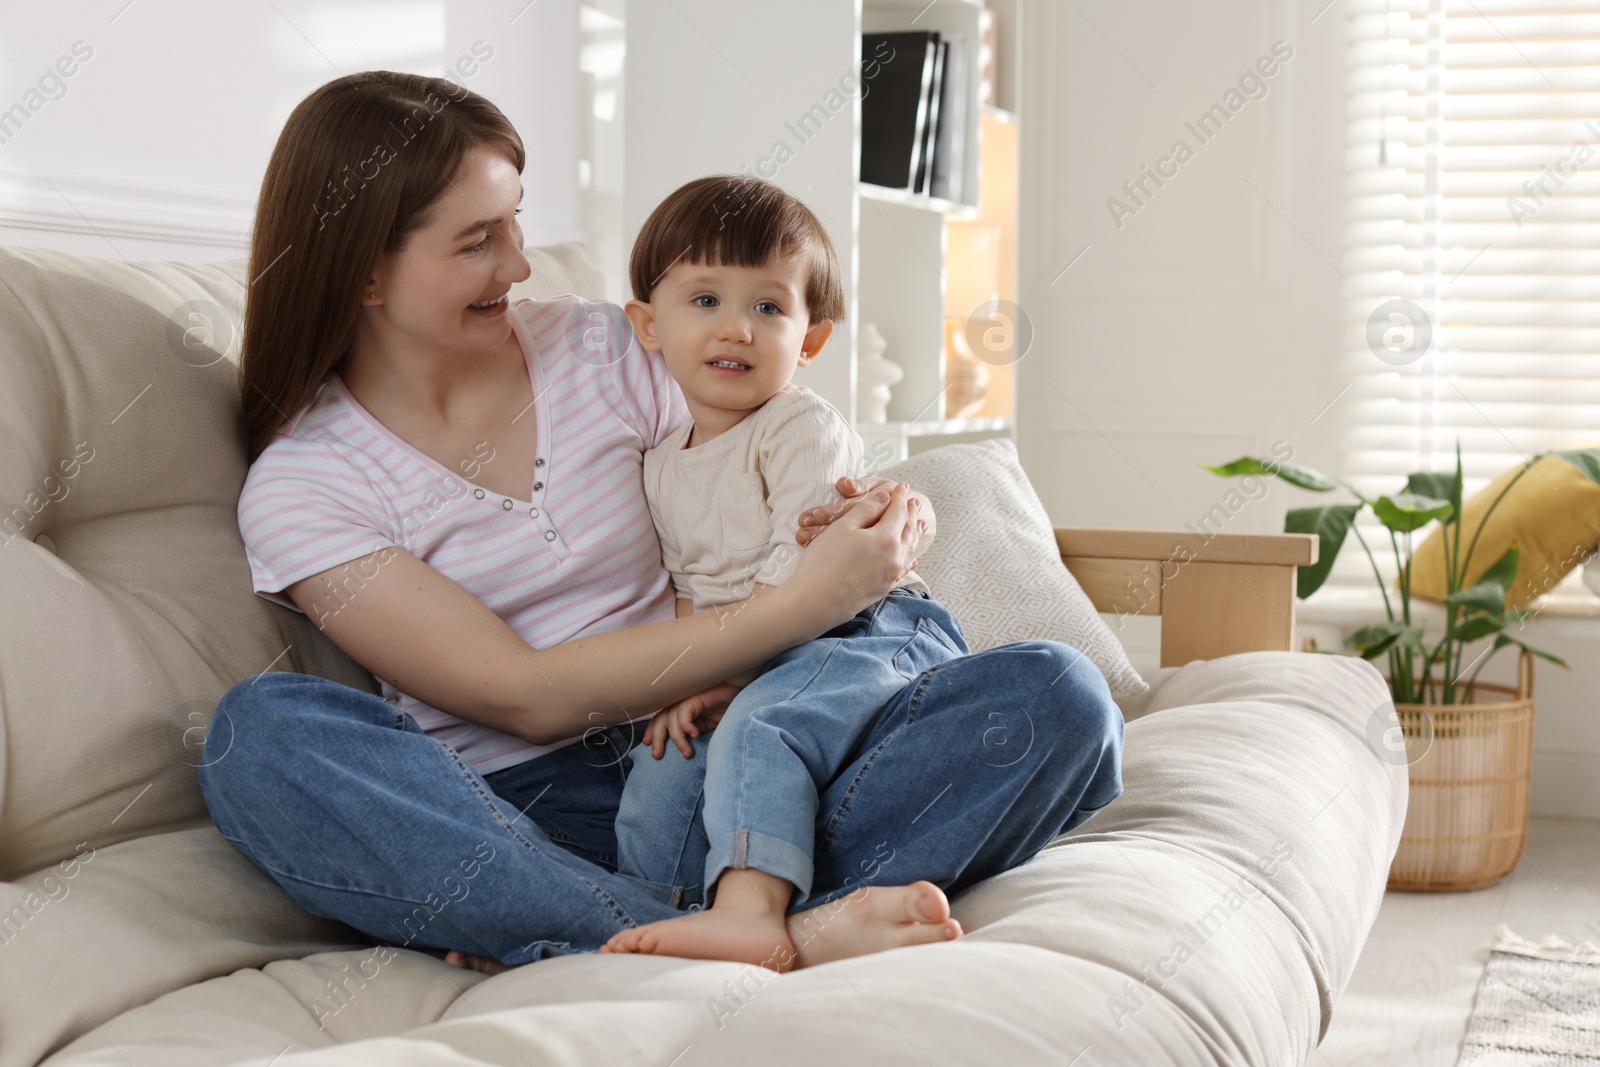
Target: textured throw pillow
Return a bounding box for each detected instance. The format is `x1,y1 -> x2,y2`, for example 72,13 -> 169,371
881,437 -> 1149,699
1409,449 -> 1600,610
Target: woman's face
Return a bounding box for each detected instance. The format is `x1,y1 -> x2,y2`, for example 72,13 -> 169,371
365,142 -> 531,354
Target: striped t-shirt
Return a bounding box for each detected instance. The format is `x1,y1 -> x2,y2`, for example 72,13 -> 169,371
237,295 -> 691,775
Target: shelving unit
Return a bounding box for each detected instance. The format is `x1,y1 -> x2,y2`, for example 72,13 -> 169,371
622,0 -> 1021,462
858,181 -> 977,219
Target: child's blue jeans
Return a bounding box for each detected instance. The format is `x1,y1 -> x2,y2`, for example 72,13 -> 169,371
614,587 -> 1124,906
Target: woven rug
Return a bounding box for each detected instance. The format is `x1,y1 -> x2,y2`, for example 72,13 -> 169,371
1456,923 -> 1600,1065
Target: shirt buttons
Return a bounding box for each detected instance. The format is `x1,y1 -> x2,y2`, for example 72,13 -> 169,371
544,530 -> 557,542
533,481 -> 544,492
534,457 -> 546,468
529,507 -> 540,518
502,499 -> 513,510
473,489 -> 485,499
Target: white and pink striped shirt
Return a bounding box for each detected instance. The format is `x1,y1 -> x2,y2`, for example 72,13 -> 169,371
237,296 -> 691,775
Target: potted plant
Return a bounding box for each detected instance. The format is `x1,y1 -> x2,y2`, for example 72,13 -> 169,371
1198,442 -> 1596,890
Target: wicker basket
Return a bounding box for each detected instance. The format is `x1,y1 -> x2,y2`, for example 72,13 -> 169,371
1386,649 -> 1535,892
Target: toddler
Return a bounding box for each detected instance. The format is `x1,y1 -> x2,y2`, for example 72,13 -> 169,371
605,175 -> 971,970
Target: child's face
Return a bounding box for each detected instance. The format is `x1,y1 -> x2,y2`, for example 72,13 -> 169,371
625,252 -> 833,415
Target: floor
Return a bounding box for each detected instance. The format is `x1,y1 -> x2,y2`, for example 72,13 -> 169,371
1317,815 -> 1600,1065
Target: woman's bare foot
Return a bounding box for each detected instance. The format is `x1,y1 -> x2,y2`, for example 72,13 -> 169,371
786,880 -> 961,968
444,949 -> 515,976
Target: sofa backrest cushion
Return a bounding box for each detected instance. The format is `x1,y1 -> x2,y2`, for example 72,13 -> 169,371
0,241 -> 604,880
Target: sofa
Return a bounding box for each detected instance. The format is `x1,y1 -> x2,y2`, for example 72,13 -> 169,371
0,241 -> 1406,1066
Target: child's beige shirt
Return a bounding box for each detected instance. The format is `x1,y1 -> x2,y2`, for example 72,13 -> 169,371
643,383 -> 928,611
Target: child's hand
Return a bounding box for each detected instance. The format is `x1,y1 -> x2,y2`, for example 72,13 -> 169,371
645,681 -> 743,759
795,476 -> 891,541
796,477 -> 927,572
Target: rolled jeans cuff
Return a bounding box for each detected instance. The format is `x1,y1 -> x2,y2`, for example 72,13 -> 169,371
705,827 -> 814,906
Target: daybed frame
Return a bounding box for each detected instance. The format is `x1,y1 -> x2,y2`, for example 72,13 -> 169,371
1055,528 -> 1319,668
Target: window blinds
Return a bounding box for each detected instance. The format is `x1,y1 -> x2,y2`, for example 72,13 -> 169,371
1334,0 -> 1600,588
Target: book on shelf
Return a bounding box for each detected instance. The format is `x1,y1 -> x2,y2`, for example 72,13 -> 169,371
860,30 -> 971,202
860,31 -> 938,191
930,32 -> 969,202
912,37 -> 945,195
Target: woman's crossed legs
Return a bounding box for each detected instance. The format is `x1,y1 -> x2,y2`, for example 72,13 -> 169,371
196,671 -> 974,971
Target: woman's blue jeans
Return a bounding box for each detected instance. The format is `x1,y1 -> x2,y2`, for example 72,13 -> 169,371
198,619 -> 1125,966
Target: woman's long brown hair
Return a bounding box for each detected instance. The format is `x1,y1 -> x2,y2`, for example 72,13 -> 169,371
239,71 -> 526,464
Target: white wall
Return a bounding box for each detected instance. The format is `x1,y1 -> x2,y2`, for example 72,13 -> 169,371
1019,0 -> 1345,536
1018,0 -> 1599,820
0,0 -> 589,263
580,0 -> 627,302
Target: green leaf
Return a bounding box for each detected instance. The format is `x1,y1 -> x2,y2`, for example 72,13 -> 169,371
1284,504 -> 1361,598
1444,583 -> 1506,616
1554,447 -> 1600,485
1404,472 -> 1456,504
1456,615 -> 1507,642
1200,457 -> 1269,477
1451,448 -> 1465,521
1348,621 -> 1408,647
1198,457 -> 1339,492
1373,492 -> 1454,533
1268,462 -> 1343,493
1475,544 -> 1521,594
1347,620 -> 1425,660
1493,633 -> 1570,669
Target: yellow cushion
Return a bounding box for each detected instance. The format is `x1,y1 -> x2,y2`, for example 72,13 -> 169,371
1409,450 -> 1600,610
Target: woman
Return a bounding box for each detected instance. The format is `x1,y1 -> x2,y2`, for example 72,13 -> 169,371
199,70 -> 1124,972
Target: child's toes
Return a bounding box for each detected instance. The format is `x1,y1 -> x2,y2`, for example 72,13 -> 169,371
602,927 -> 641,953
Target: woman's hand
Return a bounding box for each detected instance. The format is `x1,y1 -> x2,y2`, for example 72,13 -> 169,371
797,476 -> 930,578
783,482 -> 922,622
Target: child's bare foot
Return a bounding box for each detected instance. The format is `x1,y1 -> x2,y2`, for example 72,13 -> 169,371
444,949 -> 515,976
786,880 -> 961,968
601,904 -> 797,969
601,867 -> 799,970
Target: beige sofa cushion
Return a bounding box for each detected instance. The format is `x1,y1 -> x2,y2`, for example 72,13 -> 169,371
1,825 -> 368,1067
0,248 -> 378,881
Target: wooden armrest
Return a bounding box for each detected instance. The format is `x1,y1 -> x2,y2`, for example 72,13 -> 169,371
1054,526 -> 1319,668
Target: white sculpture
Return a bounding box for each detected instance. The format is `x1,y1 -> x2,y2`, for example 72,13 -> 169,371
856,322 -> 903,425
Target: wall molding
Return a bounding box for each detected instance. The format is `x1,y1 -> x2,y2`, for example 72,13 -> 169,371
0,165 -> 254,251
